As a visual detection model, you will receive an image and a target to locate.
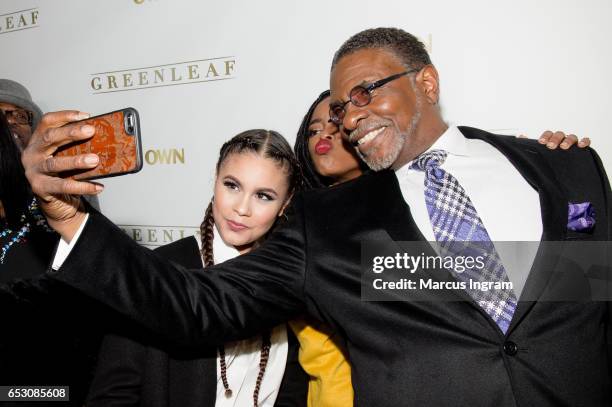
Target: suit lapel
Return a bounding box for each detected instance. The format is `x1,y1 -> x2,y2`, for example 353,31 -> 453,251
458,127 -> 568,332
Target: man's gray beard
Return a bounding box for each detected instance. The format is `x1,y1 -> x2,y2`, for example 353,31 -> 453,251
358,107 -> 422,171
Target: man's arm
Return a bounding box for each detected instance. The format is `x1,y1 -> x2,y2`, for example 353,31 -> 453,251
49,203 -> 308,348
590,148 -> 612,371
21,111 -> 308,347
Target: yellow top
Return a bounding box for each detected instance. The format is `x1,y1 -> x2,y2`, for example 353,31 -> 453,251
289,318 -> 353,407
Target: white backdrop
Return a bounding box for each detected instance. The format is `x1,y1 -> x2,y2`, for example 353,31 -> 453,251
2,0 -> 611,247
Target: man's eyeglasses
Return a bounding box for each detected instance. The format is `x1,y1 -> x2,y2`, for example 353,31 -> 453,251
0,108 -> 33,126
329,69 -> 418,126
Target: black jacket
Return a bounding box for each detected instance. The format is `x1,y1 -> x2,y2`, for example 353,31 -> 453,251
86,236 -> 308,407
0,228 -> 102,407
48,127 -> 612,406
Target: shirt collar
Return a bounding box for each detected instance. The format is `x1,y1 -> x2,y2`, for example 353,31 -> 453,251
423,124 -> 469,157
395,125 -> 469,175
212,223 -> 239,264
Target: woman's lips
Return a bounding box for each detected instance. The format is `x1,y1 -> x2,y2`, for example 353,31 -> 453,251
315,139 -> 332,155
227,220 -> 248,232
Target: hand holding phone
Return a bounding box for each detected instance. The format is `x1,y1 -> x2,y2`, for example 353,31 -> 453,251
54,107 -> 143,180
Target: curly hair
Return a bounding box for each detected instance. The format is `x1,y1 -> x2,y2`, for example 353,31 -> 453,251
332,27 -> 431,72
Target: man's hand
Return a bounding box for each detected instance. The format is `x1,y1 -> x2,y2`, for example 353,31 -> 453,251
518,131 -> 591,149
22,110 -> 103,241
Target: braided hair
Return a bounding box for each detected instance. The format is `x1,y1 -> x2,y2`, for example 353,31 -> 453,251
198,129 -> 302,406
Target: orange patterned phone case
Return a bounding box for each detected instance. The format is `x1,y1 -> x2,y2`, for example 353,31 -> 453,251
55,108 -> 143,180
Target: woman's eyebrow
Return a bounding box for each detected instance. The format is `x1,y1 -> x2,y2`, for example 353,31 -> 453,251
309,118 -> 324,126
256,187 -> 278,197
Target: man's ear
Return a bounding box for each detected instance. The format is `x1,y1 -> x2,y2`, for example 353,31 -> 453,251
417,65 -> 440,105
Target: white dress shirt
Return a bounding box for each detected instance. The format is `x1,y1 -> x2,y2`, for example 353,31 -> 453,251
395,125 -> 543,297
206,225 -> 288,407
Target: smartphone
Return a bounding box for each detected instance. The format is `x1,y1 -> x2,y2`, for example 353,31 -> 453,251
55,107 -> 143,180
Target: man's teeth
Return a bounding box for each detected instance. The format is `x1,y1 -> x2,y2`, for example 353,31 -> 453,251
358,127 -> 386,145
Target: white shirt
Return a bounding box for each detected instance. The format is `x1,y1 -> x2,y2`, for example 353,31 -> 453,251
395,126 -> 543,297
206,225 -> 288,407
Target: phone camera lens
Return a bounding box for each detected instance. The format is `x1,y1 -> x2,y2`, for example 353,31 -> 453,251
124,113 -> 135,135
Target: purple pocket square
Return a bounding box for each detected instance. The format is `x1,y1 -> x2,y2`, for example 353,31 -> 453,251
567,202 -> 595,232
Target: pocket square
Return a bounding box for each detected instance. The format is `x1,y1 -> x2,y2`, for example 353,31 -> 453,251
567,202 -> 595,232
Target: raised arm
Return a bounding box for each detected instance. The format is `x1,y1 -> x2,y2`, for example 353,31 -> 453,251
22,111 -> 308,348
48,203 -> 308,348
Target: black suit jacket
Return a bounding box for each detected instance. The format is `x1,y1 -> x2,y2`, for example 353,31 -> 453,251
86,236 -> 307,407
0,229 -> 103,407
50,127 -> 612,407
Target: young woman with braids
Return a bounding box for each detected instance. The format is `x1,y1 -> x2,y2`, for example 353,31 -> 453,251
87,129 -> 308,407
289,89 -> 594,407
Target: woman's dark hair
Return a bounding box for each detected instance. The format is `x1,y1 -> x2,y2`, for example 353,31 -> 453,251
294,90 -> 332,189
294,90 -> 368,190
0,111 -> 32,228
197,129 -> 301,406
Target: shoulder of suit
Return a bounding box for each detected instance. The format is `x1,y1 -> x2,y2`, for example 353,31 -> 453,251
458,125 -> 598,163
154,236 -> 200,266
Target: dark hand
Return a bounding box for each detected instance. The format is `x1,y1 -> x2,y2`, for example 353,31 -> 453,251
536,130 -> 590,149
22,110 -> 102,241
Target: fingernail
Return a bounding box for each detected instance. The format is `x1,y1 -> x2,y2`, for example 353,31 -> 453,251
95,184 -> 104,192
538,138 -> 546,144
560,142 -> 569,149
77,112 -> 90,120
84,154 -> 99,165
82,125 -> 95,136
547,142 -> 555,148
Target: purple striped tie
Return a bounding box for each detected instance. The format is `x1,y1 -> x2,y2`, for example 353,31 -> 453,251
410,149 -> 517,333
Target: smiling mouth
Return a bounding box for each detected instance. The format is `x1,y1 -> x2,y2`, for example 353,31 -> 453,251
353,126 -> 387,147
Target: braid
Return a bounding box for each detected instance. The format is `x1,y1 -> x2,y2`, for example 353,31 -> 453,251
210,129 -> 297,404
204,197 -> 273,404
199,201 -> 215,267
198,201 -> 236,397
199,200 -> 237,397
253,331 -> 272,406
219,345 -> 232,397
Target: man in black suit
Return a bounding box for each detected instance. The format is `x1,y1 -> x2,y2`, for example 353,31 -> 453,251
22,28 -> 611,406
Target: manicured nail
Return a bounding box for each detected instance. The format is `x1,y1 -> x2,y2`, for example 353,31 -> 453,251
560,142 -> 569,149
77,112 -> 90,120
546,142 -> 555,148
538,138 -> 546,144
84,154 -> 99,165
95,184 -> 104,192
82,125 -> 95,136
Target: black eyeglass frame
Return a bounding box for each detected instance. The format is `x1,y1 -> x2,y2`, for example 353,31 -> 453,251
329,69 -> 419,125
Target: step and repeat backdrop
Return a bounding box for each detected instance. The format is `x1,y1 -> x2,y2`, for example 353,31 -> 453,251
2,0 -> 610,247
